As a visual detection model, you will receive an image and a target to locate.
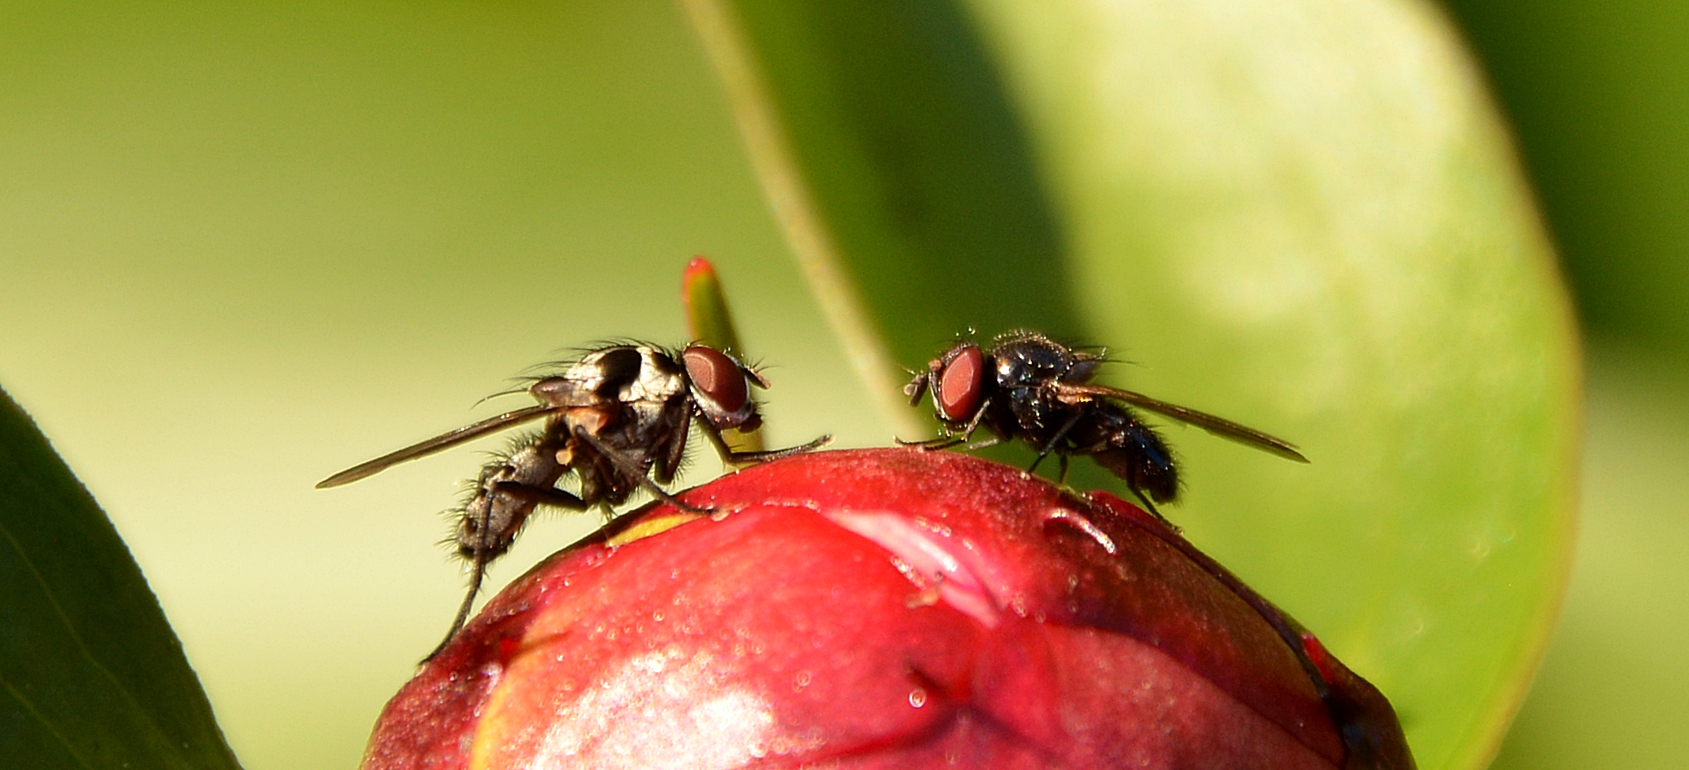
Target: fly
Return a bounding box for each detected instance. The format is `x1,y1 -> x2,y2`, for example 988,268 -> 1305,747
318,343 -> 830,656
903,331 -> 1307,523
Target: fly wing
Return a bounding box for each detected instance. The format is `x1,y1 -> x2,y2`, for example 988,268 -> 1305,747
1055,383 -> 1309,463
316,404 -> 556,488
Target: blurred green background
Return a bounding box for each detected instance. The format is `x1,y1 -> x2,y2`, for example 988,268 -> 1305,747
1441,1 -> 1689,767
0,3 -> 888,766
0,1 -> 1677,768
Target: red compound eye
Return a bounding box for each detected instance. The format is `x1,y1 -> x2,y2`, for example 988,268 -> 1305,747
682,345 -> 750,415
937,344 -> 985,422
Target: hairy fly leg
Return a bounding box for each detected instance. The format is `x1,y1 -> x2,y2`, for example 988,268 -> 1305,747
434,434 -> 579,659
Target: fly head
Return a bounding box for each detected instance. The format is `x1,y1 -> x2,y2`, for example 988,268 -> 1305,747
682,344 -> 765,432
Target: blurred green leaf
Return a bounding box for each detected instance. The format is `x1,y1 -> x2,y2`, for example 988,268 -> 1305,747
683,0 -> 1084,434
1442,0 -> 1689,353
1441,0 -> 1689,765
687,1 -> 1581,769
0,388 -> 242,770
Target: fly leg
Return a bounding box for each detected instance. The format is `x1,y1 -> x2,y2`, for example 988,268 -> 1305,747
711,431 -> 833,464
896,434 -> 966,450
898,397 -> 993,450
1128,487 -> 1180,533
572,426 -> 711,514
1028,412 -> 1086,475
436,481 -> 587,657
428,437 -> 574,660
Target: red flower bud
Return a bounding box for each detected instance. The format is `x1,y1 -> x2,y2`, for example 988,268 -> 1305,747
363,448 -> 1412,770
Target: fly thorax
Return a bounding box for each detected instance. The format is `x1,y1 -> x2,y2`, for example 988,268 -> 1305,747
617,347 -> 687,404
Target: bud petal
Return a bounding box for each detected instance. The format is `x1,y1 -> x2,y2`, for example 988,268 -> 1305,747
363,449 -> 1412,770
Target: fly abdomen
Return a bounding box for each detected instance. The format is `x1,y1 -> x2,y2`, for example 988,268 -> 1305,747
454,435 -> 576,560
1077,408 -> 1180,504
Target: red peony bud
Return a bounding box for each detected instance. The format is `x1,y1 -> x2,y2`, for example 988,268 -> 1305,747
362,448 -> 1412,770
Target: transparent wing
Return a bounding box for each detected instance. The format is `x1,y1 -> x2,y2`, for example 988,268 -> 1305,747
315,404 -> 556,488
1055,384 -> 1309,463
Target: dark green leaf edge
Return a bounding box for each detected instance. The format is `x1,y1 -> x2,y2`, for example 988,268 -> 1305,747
0,387 -> 243,770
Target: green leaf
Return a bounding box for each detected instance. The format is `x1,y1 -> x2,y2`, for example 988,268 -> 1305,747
686,1 -> 1581,769
0,388 -> 242,770
683,0 -> 1085,436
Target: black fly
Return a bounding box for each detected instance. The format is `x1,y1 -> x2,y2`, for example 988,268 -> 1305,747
318,343 -> 830,656
902,331 -> 1307,522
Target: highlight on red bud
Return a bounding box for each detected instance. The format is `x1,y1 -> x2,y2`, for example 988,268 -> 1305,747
362,448 -> 1413,770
